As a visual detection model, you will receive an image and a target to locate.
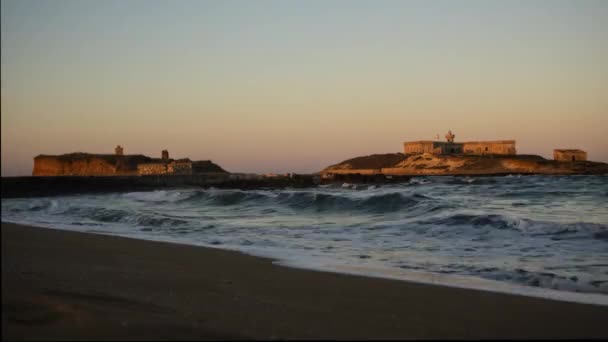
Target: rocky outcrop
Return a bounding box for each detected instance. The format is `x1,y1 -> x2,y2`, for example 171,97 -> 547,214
322,153 -> 608,176
32,153 -> 228,176
34,154 -> 142,176
192,160 -> 228,174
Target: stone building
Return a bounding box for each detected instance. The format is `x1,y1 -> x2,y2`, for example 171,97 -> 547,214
462,141 -> 516,155
115,145 -> 124,156
404,141 -> 464,155
554,149 -> 587,162
168,159 -> 193,175
404,130 -> 516,156
137,163 -> 168,175
136,150 -> 194,175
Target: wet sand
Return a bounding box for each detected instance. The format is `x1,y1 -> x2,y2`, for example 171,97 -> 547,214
2,222 -> 607,340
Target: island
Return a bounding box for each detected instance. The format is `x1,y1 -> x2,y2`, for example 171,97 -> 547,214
321,131 -> 608,182
2,146 -> 318,198
33,146 -> 227,176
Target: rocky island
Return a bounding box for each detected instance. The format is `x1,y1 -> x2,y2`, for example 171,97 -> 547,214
2,145 -> 319,198
33,146 -> 227,176
321,131 -> 608,182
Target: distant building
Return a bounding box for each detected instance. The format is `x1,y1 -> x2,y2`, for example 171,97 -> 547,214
136,149 -> 194,175
404,130 -> 516,155
137,163 -> 168,175
167,159 -> 193,175
115,145 -> 124,156
554,149 -> 587,162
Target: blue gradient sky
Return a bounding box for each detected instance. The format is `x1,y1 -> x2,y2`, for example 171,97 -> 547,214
2,0 -> 607,175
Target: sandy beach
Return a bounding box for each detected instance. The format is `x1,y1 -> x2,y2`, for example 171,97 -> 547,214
2,222 -> 607,340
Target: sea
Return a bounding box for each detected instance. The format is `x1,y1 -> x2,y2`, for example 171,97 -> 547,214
2,175 -> 608,305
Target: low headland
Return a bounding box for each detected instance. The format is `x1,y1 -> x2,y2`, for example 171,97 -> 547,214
3,222 -> 607,340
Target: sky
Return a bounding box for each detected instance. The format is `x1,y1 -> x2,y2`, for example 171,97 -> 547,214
2,0 -> 607,175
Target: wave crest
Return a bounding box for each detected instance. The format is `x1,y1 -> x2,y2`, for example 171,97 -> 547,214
420,213 -> 607,240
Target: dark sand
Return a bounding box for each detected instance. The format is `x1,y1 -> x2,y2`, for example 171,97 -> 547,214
3,222 -> 607,340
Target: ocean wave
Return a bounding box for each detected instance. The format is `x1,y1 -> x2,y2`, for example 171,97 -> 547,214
125,189 -> 438,214
399,263 -> 608,295
182,190 -> 272,206
56,206 -> 188,227
408,178 -> 432,185
496,190 -> 582,198
419,213 -> 607,240
27,199 -> 59,211
482,267 -> 608,295
359,193 -> 430,213
123,190 -> 193,203
521,221 -> 608,241
421,213 -> 520,229
274,191 -> 431,213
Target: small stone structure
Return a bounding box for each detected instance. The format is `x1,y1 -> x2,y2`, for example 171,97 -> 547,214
115,145 -> 124,156
554,149 -> 587,162
404,131 -> 516,156
162,150 -> 169,161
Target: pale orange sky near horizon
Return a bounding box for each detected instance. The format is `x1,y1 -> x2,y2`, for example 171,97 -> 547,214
2,0 -> 607,176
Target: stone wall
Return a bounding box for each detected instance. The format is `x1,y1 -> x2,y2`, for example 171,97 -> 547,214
554,150 -> 587,161
462,141 -> 516,155
404,140 -> 513,155
433,142 -> 464,154
137,163 -> 167,175
404,141 -> 435,154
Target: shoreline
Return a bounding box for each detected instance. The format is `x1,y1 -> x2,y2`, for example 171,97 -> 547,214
6,217 -> 608,307
3,222 -> 608,339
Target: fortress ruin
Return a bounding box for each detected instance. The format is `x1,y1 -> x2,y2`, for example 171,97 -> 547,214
32,146 -> 226,176
404,130 -> 516,156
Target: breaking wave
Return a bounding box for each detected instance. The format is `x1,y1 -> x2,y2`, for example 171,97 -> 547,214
399,263 -> 608,295
121,189 -> 434,214
420,214 -> 608,240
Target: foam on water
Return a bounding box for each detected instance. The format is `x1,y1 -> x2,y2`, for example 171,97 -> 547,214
2,175 -> 607,304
